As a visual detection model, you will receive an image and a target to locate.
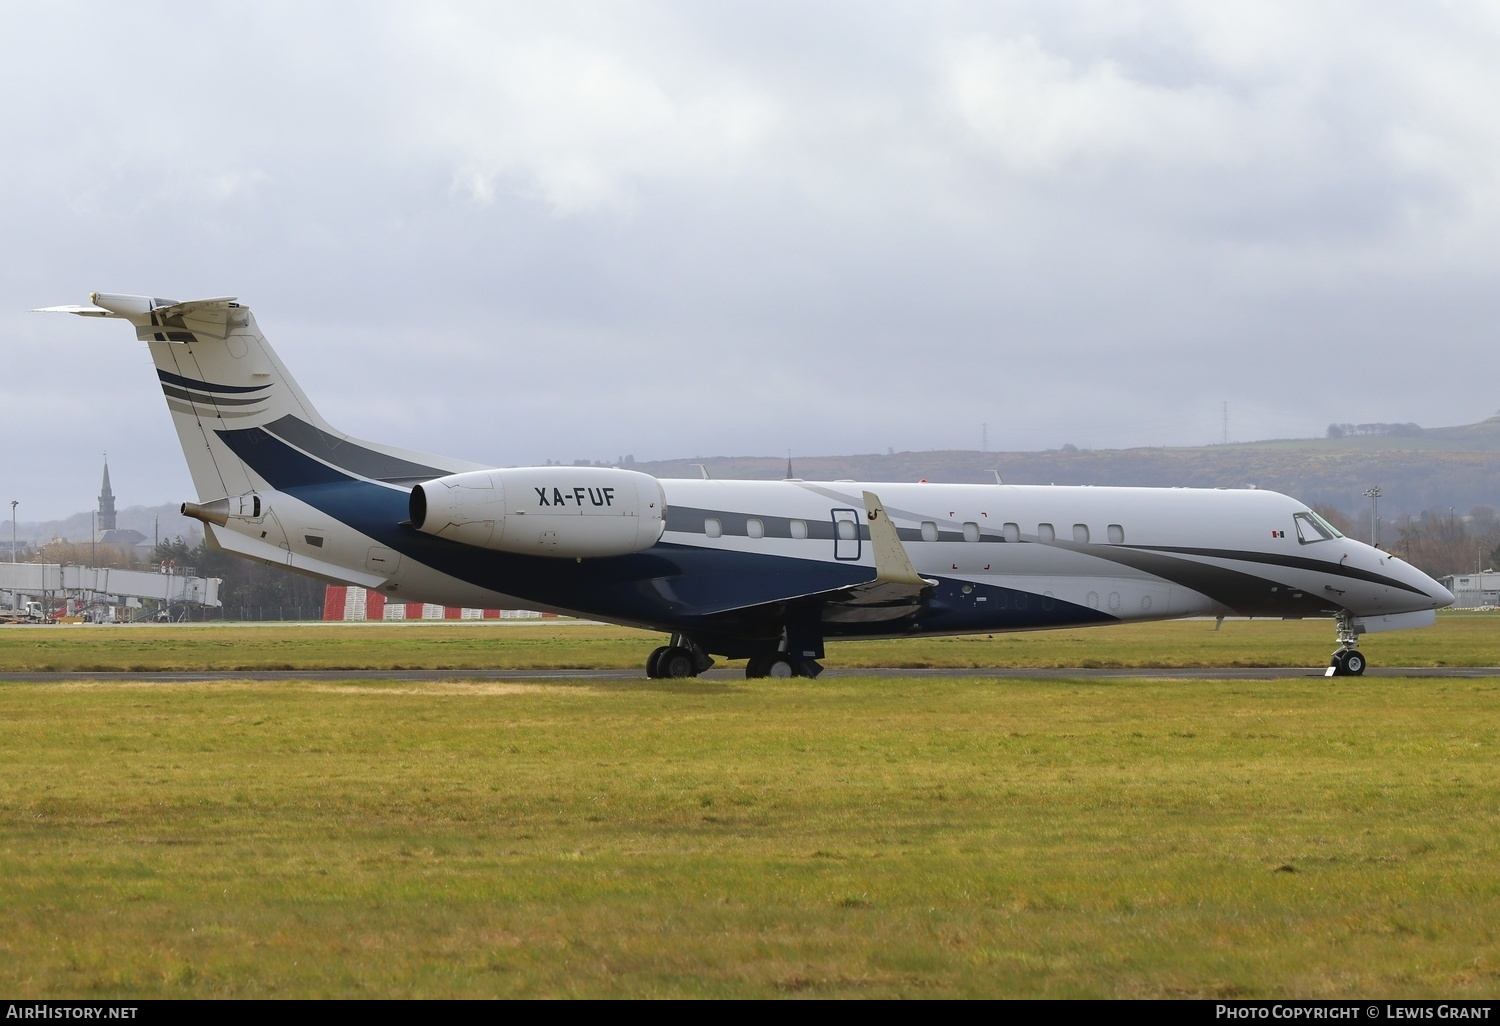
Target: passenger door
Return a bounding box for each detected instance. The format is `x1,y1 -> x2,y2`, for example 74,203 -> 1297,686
831,508 -> 862,561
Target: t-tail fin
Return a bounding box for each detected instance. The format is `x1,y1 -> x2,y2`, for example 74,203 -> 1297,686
41,293 -> 483,503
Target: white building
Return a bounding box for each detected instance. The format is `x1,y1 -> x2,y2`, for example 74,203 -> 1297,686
1439,571 -> 1500,609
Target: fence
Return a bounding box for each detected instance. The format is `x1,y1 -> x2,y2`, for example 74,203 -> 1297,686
321,585 -> 556,622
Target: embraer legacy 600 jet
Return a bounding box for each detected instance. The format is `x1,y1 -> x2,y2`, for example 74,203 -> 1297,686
42,294 -> 1453,678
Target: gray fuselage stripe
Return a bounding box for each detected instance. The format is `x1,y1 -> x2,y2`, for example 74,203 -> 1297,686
261,415 -> 450,484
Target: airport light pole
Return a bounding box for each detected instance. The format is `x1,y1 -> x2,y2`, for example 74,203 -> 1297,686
9,500 -> 15,564
1364,487 -> 1381,547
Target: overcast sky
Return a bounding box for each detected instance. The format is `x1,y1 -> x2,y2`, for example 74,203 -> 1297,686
4,2 -> 1499,520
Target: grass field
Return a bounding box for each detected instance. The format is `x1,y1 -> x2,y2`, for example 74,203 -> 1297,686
2,618 -> 1498,998
1,612 -> 1496,672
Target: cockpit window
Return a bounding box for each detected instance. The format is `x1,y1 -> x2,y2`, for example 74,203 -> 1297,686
1293,511 -> 1341,544
1311,510 -> 1343,538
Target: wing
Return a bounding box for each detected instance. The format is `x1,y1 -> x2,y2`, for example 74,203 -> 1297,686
679,490 -> 936,624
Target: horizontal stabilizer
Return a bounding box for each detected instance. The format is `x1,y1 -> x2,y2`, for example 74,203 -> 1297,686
32,293 -> 239,321
32,304 -> 115,317
206,523 -> 387,590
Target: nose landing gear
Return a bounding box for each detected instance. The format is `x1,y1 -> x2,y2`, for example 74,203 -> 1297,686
1326,611 -> 1367,676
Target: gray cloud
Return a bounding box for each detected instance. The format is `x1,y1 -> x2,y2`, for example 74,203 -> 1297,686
4,2 -> 1499,519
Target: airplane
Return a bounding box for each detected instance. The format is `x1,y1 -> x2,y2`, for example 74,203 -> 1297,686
39,293 -> 1454,679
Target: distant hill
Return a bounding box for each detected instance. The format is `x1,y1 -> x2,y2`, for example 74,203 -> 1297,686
632,417 -> 1500,520
11,418 -> 1500,545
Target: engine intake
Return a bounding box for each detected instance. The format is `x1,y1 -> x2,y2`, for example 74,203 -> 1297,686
409,466 -> 666,558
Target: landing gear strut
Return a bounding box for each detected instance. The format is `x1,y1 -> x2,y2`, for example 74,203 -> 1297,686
645,635 -> 715,679
1325,611 -> 1366,677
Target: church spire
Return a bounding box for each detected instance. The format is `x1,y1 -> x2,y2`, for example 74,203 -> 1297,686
98,457 -> 116,532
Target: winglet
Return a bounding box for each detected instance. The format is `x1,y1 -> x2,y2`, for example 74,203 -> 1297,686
862,490 -> 932,588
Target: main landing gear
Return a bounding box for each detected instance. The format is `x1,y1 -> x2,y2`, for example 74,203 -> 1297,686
645,635 -> 715,679
744,653 -> 822,679
643,632 -> 825,680
1325,611 -> 1367,677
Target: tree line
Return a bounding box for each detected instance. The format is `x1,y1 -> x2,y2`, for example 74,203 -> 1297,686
1325,422 -> 1422,439
151,537 -> 326,620
1316,504 -> 1498,578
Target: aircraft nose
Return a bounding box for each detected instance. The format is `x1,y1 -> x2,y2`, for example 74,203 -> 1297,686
1402,560 -> 1454,609
1373,545 -> 1453,610
1430,578 -> 1455,609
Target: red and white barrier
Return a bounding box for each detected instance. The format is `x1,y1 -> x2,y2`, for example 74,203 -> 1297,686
322,586 -> 556,621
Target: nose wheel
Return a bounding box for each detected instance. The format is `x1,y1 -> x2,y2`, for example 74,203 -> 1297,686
1328,648 -> 1366,676
1325,611 -> 1367,677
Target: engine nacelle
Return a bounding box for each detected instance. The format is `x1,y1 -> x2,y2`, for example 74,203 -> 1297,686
409,466 -> 666,558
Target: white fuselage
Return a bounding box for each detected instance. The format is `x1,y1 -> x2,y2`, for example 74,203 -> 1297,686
48,291 -> 1455,671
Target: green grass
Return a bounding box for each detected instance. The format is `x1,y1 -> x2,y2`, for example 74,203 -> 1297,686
1,612 -> 1496,672
2,673 -> 1499,997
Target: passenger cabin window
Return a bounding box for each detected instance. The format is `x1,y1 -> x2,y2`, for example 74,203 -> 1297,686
1108,524 -> 1125,544
962,522 -> 981,543
704,518 -> 722,539
837,520 -> 857,541
746,518 -> 764,539
1038,523 -> 1055,543
790,519 -> 808,540
1073,524 -> 1089,544
921,521 -> 939,543
1294,511 -> 1339,544
1003,522 -> 1020,543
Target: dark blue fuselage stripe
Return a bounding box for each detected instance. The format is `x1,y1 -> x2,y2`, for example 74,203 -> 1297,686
217,427 -> 350,488
211,426 -> 1116,638
261,415 -> 450,483
157,368 -> 271,395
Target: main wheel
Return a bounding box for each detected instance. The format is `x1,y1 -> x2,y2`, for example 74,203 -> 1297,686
745,655 -> 771,679
765,657 -> 795,678
645,645 -> 670,678
1343,650 -> 1366,676
659,646 -> 698,679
